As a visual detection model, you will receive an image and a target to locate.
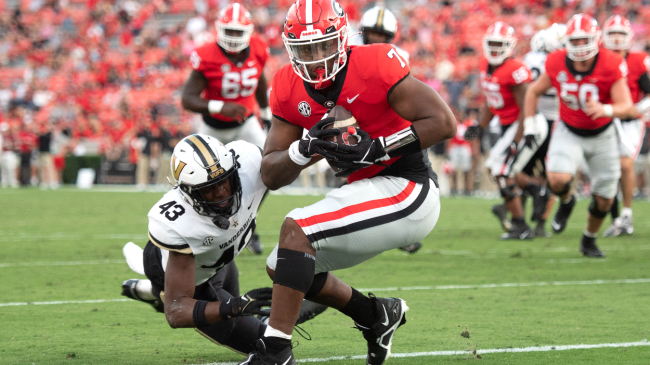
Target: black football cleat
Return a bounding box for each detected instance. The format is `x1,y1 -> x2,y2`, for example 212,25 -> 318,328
500,220 -> 533,240
121,279 -> 164,312
239,339 -> 296,365
551,195 -> 576,234
529,184 -> 550,222
354,294 -> 409,365
580,236 -> 606,258
491,204 -> 512,232
247,233 -> 264,255
398,242 -> 422,254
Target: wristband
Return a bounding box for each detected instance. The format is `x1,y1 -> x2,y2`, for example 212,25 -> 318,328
636,97 -> 650,114
219,298 -> 233,320
383,126 -> 421,157
603,104 -> 614,118
288,140 -> 311,166
208,100 -> 224,115
260,106 -> 272,121
193,300 -> 210,327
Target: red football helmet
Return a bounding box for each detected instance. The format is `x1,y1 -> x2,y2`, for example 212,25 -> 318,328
603,15 -> 633,51
482,21 -> 517,66
282,0 -> 349,87
216,3 -> 254,53
565,14 -> 601,61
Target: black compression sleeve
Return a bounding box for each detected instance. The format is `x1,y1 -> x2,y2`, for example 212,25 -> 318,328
638,73 -> 650,95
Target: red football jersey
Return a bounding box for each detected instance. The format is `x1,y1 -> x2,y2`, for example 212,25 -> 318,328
479,58 -> 531,126
625,51 -> 650,103
190,35 -> 269,123
270,44 -> 413,183
546,48 -> 626,130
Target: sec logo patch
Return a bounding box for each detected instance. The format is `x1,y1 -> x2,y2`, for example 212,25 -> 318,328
298,101 -> 311,117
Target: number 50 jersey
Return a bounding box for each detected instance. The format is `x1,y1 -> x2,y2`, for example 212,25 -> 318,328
147,141 -> 267,286
190,35 -> 270,123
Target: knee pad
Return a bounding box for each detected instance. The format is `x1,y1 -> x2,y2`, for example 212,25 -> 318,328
550,178 -> 573,196
588,196 -> 609,219
273,248 -> 316,294
499,184 -> 520,202
305,272 -> 328,299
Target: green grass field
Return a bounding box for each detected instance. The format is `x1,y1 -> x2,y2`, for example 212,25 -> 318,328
1,188 -> 649,364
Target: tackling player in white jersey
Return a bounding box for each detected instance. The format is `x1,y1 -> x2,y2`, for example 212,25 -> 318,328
120,134 -> 325,356
521,23 -> 567,237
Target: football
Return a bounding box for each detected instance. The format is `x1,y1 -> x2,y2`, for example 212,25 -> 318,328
322,105 -> 360,146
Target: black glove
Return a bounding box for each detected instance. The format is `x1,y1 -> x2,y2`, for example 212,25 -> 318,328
219,287 -> 272,319
464,125 -> 483,140
325,128 -> 390,166
298,117 -> 341,160
522,134 -> 537,149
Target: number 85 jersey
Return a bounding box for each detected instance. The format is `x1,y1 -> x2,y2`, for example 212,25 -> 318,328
480,58 -> 531,126
190,35 -> 269,122
146,141 -> 267,286
546,48 -> 626,131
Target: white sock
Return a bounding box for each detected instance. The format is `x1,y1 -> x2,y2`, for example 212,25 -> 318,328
135,280 -> 156,301
263,325 -> 292,340
583,229 -> 598,238
621,207 -> 632,218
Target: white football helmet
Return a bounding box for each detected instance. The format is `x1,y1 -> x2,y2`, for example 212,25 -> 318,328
530,29 -> 546,53
171,134 -> 242,223
543,23 -> 567,53
360,6 -> 398,44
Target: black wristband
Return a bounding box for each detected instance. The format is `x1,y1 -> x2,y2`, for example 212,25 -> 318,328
386,125 -> 422,158
219,298 -> 233,320
192,300 -> 210,327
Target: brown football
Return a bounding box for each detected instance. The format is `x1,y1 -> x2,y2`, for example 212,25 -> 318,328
322,105 -> 360,146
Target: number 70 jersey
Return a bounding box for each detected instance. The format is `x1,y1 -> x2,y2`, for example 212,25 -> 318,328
146,141 -> 267,286
545,48 -> 626,131
190,35 -> 269,122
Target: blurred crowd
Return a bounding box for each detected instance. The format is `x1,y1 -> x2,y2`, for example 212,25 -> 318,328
1,0 -> 650,196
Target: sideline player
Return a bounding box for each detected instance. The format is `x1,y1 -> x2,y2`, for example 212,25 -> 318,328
522,23 -> 567,237
601,15 -> 650,237
524,14 -> 634,257
355,5 -> 421,254
121,134 -> 325,355
239,1 -> 456,364
181,3 -> 271,254
467,22 -> 541,240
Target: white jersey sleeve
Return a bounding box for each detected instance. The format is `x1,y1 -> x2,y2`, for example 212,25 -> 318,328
147,140 -> 267,285
524,51 -> 558,121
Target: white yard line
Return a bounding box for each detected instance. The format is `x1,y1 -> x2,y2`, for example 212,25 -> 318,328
190,339 -> 650,364
2,278 -> 649,308
0,260 -> 126,268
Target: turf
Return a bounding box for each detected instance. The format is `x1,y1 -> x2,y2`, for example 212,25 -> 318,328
1,188 -> 649,364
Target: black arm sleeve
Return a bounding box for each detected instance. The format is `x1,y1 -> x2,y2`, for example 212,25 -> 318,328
638,73 -> 650,95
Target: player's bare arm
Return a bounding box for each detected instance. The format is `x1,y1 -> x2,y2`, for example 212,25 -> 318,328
524,72 -> 553,118
181,70 -> 248,123
511,81 -> 529,143
261,117 -> 324,190
255,73 -> 269,109
478,103 -> 495,129
388,75 -> 457,146
584,77 -> 633,120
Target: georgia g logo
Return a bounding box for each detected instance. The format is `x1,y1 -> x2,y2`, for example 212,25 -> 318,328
331,0 -> 344,17
298,101 -> 311,117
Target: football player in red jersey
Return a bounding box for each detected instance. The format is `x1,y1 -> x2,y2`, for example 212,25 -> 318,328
524,14 -> 634,257
601,15 -> 650,237
182,3 -> 271,255
238,1 -> 456,364
467,22 -> 545,240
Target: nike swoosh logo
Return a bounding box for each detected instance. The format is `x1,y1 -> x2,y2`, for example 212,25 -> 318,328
282,357 -> 293,365
248,200 -> 254,210
347,94 -> 359,103
381,305 -> 389,326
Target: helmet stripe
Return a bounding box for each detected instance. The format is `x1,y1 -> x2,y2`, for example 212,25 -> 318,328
305,0 -> 313,31
494,21 -> 502,35
232,3 -> 240,24
377,7 -> 384,28
576,14 -> 582,30
186,135 -> 219,172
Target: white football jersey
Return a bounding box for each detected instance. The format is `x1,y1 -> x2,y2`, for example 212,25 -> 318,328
524,51 -> 559,121
147,140 -> 267,285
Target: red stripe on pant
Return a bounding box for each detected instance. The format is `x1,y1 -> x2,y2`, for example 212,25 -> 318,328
295,181 -> 417,228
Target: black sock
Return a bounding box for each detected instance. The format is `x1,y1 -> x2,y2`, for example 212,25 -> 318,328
262,336 -> 291,356
610,196 -> 620,219
339,288 -> 377,328
512,217 -> 525,225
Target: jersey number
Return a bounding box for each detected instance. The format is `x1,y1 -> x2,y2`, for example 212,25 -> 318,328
222,68 -> 258,99
158,201 -> 185,221
387,48 -> 406,68
485,90 -> 504,109
560,83 -> 599,111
